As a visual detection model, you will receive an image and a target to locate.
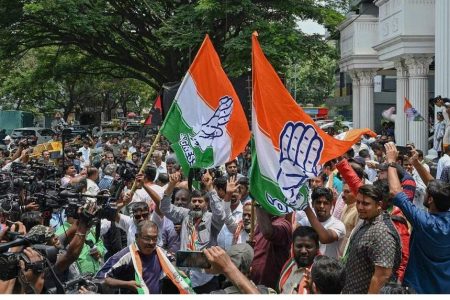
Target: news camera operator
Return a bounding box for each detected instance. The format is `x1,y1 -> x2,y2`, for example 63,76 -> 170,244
0,222 -> 46,294
0,200 -> 97,294
1,139 -> 32,172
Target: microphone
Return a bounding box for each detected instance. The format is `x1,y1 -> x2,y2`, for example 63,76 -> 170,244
0,232 -> 47,253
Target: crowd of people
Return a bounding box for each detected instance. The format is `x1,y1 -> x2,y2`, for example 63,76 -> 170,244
0,110 -> 449,295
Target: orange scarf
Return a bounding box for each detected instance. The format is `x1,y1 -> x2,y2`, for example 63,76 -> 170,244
278,258 -> 309,294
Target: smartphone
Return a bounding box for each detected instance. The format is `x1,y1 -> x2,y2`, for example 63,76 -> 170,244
397,146 -> 411,156
175,250 -> 211,269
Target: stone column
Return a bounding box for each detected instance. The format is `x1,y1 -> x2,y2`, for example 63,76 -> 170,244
405,56 -> 433,152
394,60 -> 409,145
435,0 -> 450,98
349,71 -> 360,128
357,70 -> 377,130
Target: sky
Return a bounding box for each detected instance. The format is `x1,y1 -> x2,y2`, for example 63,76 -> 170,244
297,19 -> 326,35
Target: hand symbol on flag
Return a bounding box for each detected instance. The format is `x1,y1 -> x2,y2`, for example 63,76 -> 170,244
277,122 -> 323,207
190,96 -> 233,151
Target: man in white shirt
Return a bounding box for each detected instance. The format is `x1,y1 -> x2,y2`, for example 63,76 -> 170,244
3,135 -> 13,151
412,150 -> 430,210
152,150 -> 167,181
85,167 -> 100,197
130,166 -> 165,210
78,140 -> 91,167
218,181 -> 243,250
300,187 -> 346,259
436,145 -> 450,180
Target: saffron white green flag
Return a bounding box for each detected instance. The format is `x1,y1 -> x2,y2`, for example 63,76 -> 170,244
250,33 -> 376,216
161,35 -> 250,175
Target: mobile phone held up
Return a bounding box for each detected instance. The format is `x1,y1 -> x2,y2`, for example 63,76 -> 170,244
175,250 -> 211,269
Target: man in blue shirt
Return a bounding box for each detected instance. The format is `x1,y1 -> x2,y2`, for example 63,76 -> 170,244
386,142 -> 450,293
96,220 -> 164,294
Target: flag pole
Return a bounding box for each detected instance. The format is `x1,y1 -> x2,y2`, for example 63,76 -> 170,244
129,130 -> 162,195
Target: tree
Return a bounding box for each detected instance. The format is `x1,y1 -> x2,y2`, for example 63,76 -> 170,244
286,46 -> 338,105
0,46 -> 154,118
0,0 -> 347,90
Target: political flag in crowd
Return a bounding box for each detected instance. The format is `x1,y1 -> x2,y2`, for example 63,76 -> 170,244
160,35 -> 250,175
250,32 -> 376,216
404,97 -> 425,121
144,94 -> 162,127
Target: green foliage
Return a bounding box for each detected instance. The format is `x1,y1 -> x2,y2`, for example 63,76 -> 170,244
0,47 -> 153,117
286,47 -> 338,106
0,0 -> 348,117
0,0 -> 347,87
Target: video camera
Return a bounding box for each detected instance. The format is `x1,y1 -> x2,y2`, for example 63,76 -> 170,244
193,167 -> 223,182
59,189 -> 118,222
115,159 -> 138,182
46,273 -> 102,294
0,194 -> 22,222
0,233 -> 58,281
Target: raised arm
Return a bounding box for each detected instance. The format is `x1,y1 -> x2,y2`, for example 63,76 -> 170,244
222,176 -> 241,233
204,246 -> 260,294
255,206 -> 274,240
135,173 -> 164,218
336,158 -> 363,196
202,172 -> 228,231
54,203 -> 95,273
160,172 -> 189,224
304,206 -> 340,244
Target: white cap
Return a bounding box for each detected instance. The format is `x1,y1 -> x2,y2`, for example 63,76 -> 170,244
3,135 -> 11,141
425,149 -> 438,160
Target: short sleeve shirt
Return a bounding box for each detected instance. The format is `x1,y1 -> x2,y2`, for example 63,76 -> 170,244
300,215 -> 346,259
342,213 -> 401,294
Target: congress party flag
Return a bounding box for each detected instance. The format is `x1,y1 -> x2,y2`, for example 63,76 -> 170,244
160,35 -> 250,175
404,97 -> 424,121
335,128 -> 377,141
250,32 -> 375,216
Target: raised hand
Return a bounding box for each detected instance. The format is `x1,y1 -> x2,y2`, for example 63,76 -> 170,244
226,176 -> 240,195
384,142 -> 398,163
165,171 -> 181,196
202,170 -> 214,192
203,246 -> 233,275
135,173 -> 145,189
277,122 -> 323,208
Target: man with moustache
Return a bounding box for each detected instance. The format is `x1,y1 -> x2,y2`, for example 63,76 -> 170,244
97,220 -> 193,294
160,171 -> 227,293
342,184 -> 401,294
338,183 -> 359,257
278,226 -> 320,294
218,176 -> 244,250
219,176 -> 255,247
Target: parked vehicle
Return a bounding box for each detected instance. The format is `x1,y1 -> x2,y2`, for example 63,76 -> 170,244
10,127 -> 55,144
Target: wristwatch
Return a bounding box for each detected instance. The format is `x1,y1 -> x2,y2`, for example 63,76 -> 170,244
387,162 -> 397,168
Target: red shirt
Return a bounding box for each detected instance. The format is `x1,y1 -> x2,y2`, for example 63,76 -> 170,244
250,217 -> 292,290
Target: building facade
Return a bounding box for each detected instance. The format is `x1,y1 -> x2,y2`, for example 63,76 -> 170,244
336,0 -> 448,151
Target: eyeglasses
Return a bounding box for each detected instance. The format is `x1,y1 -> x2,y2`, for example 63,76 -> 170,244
139,235 -> 158,242
133,213 -> 149,220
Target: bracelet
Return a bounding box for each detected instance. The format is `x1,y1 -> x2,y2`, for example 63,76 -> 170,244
75,232 -> 86,237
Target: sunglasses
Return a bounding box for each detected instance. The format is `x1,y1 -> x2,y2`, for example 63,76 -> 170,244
133,212 -> 149,220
